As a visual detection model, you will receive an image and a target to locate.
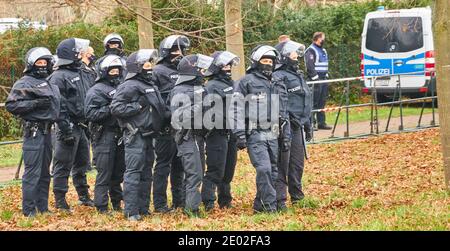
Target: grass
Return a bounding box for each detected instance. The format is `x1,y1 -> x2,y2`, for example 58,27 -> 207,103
325,106 -> 436,125
0,128 -> 448,230
0,143 -> 22,168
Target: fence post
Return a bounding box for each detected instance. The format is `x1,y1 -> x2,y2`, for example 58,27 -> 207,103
398,74 -> 404,131
345,80 -> 350,137
431,82 -> 436,126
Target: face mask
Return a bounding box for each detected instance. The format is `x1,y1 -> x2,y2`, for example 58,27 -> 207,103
32,66 -> 49,78
219,69 -> 232,79
139,69 -> 153,83
88,55 -> 97,66
319,39 -> 325,47
258,63 -> 273,78
106,48 -> 123,56
106,74 -> 121,86
287,57 -> 299,71
171,55 -> 183,67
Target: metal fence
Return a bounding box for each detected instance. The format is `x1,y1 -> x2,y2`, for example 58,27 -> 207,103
307,71 -> 438,143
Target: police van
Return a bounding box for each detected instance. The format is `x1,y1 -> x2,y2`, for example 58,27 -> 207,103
360,6 -> 435,101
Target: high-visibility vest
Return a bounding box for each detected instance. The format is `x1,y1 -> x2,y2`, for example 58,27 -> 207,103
307,43 -> 329,73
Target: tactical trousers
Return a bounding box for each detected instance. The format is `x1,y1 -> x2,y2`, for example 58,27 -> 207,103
153,134 -> 185,210
202,131 -> 237,208
53,125 -> 90,198
276,125 -> 305,207
177,133 -> 204,212
123,132 -> 154,217
21,127 -> 52,216
247,130 -> 279,212
312,82 -> 329,126
93,129 -> 125,211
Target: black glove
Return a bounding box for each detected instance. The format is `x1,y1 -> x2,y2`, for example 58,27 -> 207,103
34,98 -> 51,109
138,95 -> 150,108
280,137 -> 291,152
304,126 -> 312,142
236,135 -> 247,150
61,131 -> 75,146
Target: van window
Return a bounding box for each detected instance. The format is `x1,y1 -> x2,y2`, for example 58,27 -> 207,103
366,17 -> 423,53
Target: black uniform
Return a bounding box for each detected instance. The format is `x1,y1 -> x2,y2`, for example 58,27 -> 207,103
50,65 -> 92,206
273,66 -> 312,208
152,62 -> 185,211
6,75 -> 60,216
232,70 -> 290,213
170,79 -> 209,214
201,76 -> 237,209
110,77 -> 166,218
80,62 -> 97,88
85,80 -> 125,212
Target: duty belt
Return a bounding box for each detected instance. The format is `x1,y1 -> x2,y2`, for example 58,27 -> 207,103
24,121 -> 52,137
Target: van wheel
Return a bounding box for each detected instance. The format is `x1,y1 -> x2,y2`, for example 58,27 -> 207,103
376,94 -> 391,103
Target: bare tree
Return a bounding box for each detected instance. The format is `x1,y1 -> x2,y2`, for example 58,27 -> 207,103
224,0 -> 245,79
135,0 -> 154,49
435,0 -> 450,189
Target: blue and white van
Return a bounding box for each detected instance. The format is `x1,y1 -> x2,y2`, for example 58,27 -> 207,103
360,6 -> 436,100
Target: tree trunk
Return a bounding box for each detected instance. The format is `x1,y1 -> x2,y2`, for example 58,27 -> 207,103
224,0 -> 245,80
136,0 -> 154,49
435,0 -> 450,189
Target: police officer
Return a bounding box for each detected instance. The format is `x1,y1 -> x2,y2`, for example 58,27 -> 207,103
169,54 -> 214,217
152,35 -> 190,213
102,33 -> 127,81
110,49 -> 167,221
50,38 -> 94,210
273,40 -> 313,211
80,46 -> 97,88
305,32 -> 331,130
6,47 -> 60,217
230,45 -> 290,213
85,55 -> 126,214
201,51 -> 240,211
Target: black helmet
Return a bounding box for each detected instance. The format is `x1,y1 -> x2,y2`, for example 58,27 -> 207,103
158,35 -> 190,61
249,45 -> 279,70
125,49 -> 159,80
175,54 -> 214,85
23,47 -> 53,73
208,51 -> 240,75
95,55 -> 124,82
274,40 -> 305,66
55,38 -> 90,67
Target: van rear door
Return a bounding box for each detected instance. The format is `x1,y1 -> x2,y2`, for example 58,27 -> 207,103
363,16 -> 426,88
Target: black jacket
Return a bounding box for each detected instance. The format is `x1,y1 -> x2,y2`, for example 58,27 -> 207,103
48,66 -> 89,132
84,80 -> 119,128
231,70 -> 289,138
110,78 -> 167,132
6,75 -> 60,122
273,67 -> 312,130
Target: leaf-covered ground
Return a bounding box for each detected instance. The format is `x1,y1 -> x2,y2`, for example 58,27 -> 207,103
0,128 -> 448,230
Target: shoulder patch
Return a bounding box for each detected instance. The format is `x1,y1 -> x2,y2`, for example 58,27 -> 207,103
70,77 -> 81,82
145,88 -> 155,93
288,86 -> 301,93
36,82 -> 48,88
194,88 -> 205,94
108,90 -> 116,97
223,87 -> 233,93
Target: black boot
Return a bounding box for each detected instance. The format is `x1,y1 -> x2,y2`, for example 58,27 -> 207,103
78,193 -> 94,207
112,201 -> 122,212
55,192 -> 70,211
